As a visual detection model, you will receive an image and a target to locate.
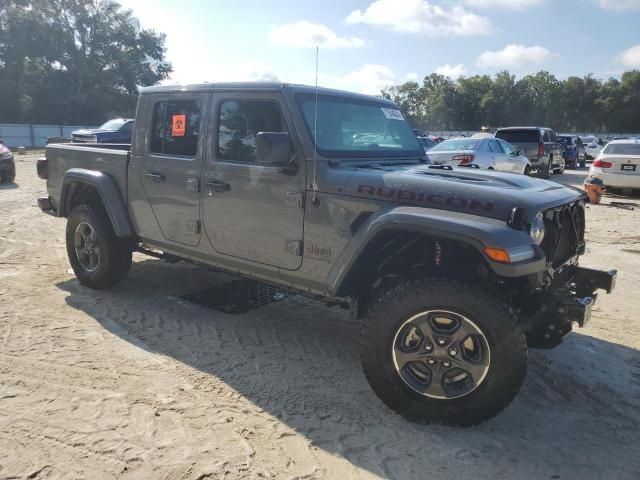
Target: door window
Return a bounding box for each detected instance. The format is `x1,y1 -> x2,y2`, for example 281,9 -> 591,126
488,140 -> 504,153
217,100 -> 286,163
150,100 -> 201,157
543,131 -> 550,142
498,140 -> 516,155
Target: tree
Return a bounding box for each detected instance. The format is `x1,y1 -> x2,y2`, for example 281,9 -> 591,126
381,69 -> 640,133
0,0 -> 172,124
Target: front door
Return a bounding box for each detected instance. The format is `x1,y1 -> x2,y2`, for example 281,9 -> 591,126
139,93 -> 208,246
202,94 -> 306,270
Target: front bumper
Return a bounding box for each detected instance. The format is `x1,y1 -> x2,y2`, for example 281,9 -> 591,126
524,266 -> 617,348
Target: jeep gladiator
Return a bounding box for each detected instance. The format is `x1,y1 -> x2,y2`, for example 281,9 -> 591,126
37,82 -> 616,426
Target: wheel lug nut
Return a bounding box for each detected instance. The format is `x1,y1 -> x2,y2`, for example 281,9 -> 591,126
427,357 -> 436,365
437,339 -> 445,345
449,347 -> 458,356
443,361 -> 451,368
425,344 -> 433,352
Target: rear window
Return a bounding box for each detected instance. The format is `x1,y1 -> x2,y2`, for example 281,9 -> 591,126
495,130 -> 539,144
429,138 -> 481,152
559,136 -> 574,145
602,143 -> 640,155
150,100 -> 201,157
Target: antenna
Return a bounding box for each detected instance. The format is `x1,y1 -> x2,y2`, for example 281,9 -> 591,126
312,45 -> 319,205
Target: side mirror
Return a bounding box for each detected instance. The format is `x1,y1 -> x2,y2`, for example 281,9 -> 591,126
256,132 -> 292,166
515,149 -> 523,156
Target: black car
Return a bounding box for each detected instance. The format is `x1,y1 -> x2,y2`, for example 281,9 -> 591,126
0,140 -> 16,183
558,135 -> 586,168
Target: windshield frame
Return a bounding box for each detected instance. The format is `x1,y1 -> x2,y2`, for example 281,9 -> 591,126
294,93 -> 423,159
98,119 -> 127,131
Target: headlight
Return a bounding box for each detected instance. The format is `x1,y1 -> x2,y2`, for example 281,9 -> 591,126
0,152 -> 12,161
529,213 -> 545,245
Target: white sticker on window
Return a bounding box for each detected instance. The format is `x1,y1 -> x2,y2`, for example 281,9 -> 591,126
381,107 -> 404,121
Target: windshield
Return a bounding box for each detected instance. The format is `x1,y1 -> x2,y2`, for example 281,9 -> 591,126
98,119 -> 127,131
429,138 -> 481,152
296,94 -> 422,158
559,136 -> 573,144
495,129 -> 538,143
603,143 -> 640,155
581,136 -> 595,144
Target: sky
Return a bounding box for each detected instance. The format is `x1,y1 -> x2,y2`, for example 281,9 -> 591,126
118,0 -> 640,94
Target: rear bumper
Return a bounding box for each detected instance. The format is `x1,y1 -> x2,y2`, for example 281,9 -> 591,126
589,169 -> 640,189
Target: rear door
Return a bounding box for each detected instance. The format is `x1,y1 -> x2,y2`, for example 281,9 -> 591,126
201,93 -> 306,270
137,93 -> 208,246
487,139 -> 510,171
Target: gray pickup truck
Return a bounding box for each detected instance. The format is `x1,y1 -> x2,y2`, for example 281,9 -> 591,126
37,82 -> 616,426
495,127 -> 565,178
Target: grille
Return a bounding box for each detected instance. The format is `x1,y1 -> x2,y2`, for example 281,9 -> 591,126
540,202 -> 585,268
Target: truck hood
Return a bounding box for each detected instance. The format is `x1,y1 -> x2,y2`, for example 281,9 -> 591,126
72,128 -> 116,135
344,162 -> 585,222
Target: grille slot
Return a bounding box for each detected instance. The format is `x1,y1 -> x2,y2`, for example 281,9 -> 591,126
540,202 -> 585,268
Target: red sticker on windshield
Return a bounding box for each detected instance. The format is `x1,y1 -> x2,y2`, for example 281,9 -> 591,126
172,114 -> 186,136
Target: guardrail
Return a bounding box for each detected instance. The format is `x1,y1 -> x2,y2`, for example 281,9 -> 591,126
0,123 -> 96,148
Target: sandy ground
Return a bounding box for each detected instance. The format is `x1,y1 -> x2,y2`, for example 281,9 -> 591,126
1,154 -> 639,480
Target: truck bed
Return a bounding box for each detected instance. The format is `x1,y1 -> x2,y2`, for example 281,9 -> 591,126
44,143 -> 131,209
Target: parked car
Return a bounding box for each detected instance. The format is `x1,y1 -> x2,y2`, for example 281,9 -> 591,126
0,140 -> 16,183
495,127 -> 564,178
72,118 -> 134,144
581,135 -> 606,160
417,136 -> 437,152
558,135 -> 587,168
413,128 -> 427,137
588,139 -> 640,191
471,132 -> 494,139
426,137 -> 531,174
37,82 -> 616,426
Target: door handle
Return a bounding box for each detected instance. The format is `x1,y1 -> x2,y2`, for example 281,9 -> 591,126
207,180 -> 231,193
145,172 -> 166,182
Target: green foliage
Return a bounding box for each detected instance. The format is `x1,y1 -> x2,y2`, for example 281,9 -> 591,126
0,0 -> 172,124
382,70 -> 640,133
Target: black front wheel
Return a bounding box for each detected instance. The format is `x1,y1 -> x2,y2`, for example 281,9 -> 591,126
66,204 -> 132,289
360,278 -> 527,426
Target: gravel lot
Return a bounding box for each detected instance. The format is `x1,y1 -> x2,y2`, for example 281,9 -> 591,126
1,154 -> 639,480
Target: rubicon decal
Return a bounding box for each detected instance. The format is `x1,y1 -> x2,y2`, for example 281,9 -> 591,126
357,185 -> 494,212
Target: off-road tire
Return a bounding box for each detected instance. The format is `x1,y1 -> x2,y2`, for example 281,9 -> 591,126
360,278 -> 527,427
538,157 -> 552,179
66,204 -> 132,289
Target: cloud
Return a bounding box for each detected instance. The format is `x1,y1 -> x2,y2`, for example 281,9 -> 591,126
345,0 -> 491,36
463,0 -> 544,8
476,44 -> 554,69
269,21 -> 365,48
618,44 -> 640,68
405,72 -> 419,81
435,64 -> 467,78
305,64 -> 396,95
597,0 -> 640,10
165,62 -> 280,85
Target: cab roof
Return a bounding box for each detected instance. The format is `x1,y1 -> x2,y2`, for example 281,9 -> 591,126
139,82 -> 395,104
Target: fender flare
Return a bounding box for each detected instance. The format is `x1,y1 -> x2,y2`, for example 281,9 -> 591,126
327,206 -> 545,296
59,168 -> 133,237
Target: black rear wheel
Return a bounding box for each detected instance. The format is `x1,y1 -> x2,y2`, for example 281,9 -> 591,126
361,278 -> 527,426
66,204 -> 132,289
